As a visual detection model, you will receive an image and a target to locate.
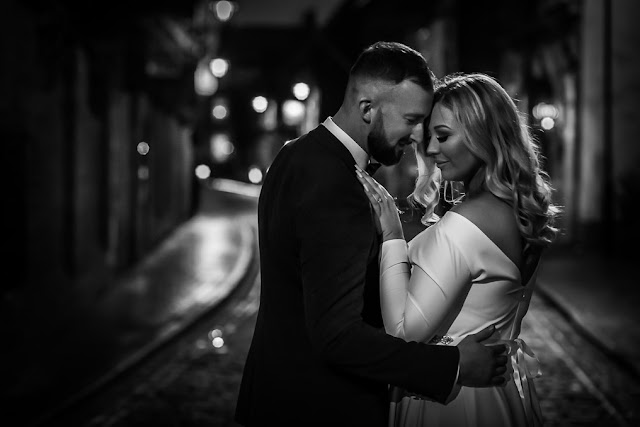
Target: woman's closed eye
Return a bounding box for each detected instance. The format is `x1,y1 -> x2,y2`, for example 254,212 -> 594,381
427,133 -> 449,143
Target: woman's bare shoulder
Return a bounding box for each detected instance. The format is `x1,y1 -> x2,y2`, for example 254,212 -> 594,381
451,192 -> 522,263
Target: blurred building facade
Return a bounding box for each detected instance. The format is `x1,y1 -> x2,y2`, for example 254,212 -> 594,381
1,0 -> 206,302
307,0 -> 640,252
225,0 -> 640,252
2,0 -> 639,335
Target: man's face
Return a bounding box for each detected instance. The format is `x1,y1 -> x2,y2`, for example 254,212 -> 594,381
367,80 -> 432,166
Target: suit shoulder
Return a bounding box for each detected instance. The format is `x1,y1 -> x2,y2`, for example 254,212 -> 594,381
283,127 -> 344,170
285,127 -> 331,154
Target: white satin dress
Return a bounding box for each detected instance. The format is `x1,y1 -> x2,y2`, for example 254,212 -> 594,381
381,211 -> 543,427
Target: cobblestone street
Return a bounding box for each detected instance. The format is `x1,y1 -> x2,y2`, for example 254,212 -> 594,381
45,261 -> 639,427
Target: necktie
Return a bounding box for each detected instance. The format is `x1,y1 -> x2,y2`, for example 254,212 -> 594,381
365,162 -> 381,176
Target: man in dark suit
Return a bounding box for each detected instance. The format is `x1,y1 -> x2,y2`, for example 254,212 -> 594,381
235,41 -> 508,427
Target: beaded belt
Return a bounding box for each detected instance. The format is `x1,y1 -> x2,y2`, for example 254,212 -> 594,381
429,334 -> 454,345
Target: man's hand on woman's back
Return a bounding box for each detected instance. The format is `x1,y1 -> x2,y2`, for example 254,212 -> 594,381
456,325 -> 509,387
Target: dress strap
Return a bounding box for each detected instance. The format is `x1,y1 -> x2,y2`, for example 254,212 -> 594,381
507,338 -> 544,426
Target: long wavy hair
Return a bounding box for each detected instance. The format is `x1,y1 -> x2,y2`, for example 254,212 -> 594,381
410,72 -> 560,249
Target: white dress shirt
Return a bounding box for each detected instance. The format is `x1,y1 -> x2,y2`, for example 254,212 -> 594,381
322,117 -> 370,170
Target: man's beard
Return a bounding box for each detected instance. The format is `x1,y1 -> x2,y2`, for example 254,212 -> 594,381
367,114 -> 406,166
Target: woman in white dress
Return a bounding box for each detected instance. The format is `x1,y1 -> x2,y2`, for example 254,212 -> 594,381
356,73 -> 560,427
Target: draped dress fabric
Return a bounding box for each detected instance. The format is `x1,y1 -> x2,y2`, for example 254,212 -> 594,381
381,211 -> 544,427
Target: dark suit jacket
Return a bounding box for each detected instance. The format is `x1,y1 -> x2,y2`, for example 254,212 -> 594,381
235,125 -> 459,426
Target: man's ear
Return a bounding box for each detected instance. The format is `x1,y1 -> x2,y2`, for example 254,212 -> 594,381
359,100 -> 373,124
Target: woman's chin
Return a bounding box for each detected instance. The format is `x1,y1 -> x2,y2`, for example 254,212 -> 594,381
440,171 -> 456,181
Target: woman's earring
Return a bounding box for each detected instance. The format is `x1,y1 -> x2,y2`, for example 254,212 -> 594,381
443,180 -> 465,204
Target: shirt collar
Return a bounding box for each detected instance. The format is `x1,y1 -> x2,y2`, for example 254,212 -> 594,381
322,117 -> 369,169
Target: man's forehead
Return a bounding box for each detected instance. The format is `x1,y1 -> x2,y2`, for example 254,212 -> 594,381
387,81 -> 432,113
390,79 -> 430,96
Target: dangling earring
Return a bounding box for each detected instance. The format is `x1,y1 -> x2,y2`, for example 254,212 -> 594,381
443,180 -> 465,204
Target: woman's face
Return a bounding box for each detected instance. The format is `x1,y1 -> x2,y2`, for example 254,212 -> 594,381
425,103 -> 482,183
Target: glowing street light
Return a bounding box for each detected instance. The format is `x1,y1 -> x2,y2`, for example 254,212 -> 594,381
209,58 -> 229,78
533,102 -> 559,120
248,167 -> 263,184
212,1 -> 235,22
282,99 -> 305,126
292,82 -> 310,101
252,96 -> 268,113
194,61 -> 218,96
540,117 -> 555,130
210,133 -> 234,163
212,105 -> 228,119
195,164 -> 212,180
137,141 -> 150,155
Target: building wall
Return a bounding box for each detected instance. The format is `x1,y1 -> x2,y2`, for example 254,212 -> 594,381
2,0 -> 195,301
578,0 -> 606,226
578,0 -> 640,247
611,0 -> 640,244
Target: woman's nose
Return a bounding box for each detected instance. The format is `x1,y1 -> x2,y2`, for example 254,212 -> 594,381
426,135 -> 440,155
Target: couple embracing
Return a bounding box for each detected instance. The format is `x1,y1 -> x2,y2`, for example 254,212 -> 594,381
235,41 -> 559,427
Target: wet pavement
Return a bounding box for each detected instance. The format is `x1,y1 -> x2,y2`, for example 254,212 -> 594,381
6,179 -> 640,426
41,262 -> 640,427
3,180 -> 259,427
536,246 -> 640,381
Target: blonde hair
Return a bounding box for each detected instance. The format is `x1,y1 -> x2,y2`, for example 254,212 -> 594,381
410,73 -> 560,249
410,143 -> 442,225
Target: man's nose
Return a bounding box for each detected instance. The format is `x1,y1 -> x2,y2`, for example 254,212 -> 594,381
409,122 -> 424,144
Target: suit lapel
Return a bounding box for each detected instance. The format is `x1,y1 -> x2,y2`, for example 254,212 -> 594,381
310,125 -> 383,327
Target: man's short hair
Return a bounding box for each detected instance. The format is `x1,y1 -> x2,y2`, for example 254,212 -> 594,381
349,41 -> 436,93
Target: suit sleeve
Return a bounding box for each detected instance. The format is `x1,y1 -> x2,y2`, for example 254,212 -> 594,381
294,159 -> 459,402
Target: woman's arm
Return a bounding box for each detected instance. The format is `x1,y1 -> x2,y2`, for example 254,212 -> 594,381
380,234 -> 472,342
356,165 -> 472,343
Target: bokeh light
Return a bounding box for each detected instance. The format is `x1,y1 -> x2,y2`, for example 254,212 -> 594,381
248,167 -> 263,184
209,58 -> 229,78
194,62 -> 218,96
282,99 -> 305,126
212,105 -> 228,119
292,82 -> 310,101
137,141 -> 150,155
252,96 -> 268,113
533,102 -> 560,120
195,164 -> 211,180
213,1 -> 235,22
137,165 -> 149,180
210,133 -> 234,163
541,117 -> 555,130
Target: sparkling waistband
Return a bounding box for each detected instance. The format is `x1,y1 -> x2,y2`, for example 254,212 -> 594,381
428,334 -> 454,345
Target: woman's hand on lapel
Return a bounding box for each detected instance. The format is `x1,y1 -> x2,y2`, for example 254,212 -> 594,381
355,164 -> 404,242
